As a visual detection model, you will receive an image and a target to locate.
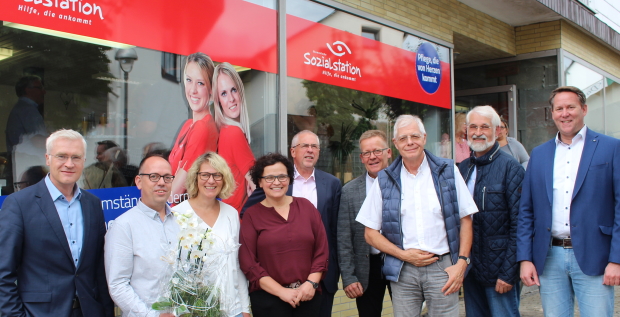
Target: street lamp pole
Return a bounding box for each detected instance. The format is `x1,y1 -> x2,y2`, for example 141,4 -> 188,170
114,48 -> 138,151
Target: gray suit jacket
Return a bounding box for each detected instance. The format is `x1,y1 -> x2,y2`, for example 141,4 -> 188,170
337,173 -> 373,290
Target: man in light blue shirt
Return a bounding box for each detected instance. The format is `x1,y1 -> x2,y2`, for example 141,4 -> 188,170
0,129 -> 114,317
105,154 -> 179,317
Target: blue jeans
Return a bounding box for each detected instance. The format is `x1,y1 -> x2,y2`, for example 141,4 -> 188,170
539,246 -> 614,317
463,274 -> 520,317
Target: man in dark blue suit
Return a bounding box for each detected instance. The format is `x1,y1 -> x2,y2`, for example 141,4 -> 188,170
517,86 -> 620,316
0,129 -> 114,317
243,130 -> 342,317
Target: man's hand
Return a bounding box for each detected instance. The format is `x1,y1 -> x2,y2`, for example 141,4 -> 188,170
242,313 -> 251,317
495,278 -> 513,294
295,282 -> 316,302
277,287 -> 300,308
441,260 -> 467,296
400,249 -> 438,267
159,314 -> 175,317
520,261 -> 540,287
344,282 -> 364,299
603,262 -> 620,285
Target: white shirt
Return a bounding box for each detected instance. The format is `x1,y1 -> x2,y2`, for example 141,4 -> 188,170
356,155 -> 478,255
293,165 -> 318,208
173,200 -> 250,316
552,125 -> 587,238
467,166 -> 477,196
105,200 -> 179,317
365,173 -> 381,255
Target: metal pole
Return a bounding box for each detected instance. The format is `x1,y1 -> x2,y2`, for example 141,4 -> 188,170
123,71 -> 128,151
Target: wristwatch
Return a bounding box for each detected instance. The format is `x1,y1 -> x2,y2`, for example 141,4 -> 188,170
458,255 -> 470,265
306,280 -> 319,289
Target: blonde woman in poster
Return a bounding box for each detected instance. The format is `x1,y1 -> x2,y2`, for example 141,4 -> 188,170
213,62 -> 255,213
168,52 -> 219,201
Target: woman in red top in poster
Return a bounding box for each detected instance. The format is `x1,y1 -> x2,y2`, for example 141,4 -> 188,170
169,52 -> 219,201
213,62 -> 255,213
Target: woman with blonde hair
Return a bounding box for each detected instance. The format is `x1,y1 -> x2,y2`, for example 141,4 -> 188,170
213,62 -> 255,213
171,152 -> 250,317
168,52 -> 219,201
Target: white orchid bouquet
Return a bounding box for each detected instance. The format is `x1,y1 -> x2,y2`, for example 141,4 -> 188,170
153,209 -> 237,317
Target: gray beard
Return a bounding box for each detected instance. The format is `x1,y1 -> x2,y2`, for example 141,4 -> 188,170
468,138 -> 495,152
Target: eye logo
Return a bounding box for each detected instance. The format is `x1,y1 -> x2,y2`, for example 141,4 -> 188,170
326,41 -> 352,57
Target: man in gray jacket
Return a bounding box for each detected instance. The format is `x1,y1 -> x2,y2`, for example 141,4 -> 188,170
337,130 -> 392,316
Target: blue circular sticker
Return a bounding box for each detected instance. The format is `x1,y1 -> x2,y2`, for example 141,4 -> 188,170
416,43 -> 442,94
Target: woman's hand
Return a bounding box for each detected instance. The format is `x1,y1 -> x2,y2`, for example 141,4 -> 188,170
295,281 -> 316,302
277,287 -> 300,308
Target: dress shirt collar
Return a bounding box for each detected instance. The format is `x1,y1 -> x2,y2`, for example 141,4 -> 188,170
401,153 -> 428,177
294,164 -> 315,181
44,174 -> 82,202
555,125 -> 587,146
137,199 -> 173,221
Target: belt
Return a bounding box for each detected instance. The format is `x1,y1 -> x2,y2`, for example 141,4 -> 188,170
432,252 -> 450,261
551,238 -> 572,248
283,280 -> 302,289
72,297 -> 80,309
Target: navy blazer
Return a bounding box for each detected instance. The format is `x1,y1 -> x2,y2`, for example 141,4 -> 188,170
242,168 -> 342,293
517,128 -> 620,276
0,179 -> 114,317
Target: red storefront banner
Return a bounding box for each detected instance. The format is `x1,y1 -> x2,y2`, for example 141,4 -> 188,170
287,15 -> 451,109
0,0 -> 451,109
0,0 -> 278,73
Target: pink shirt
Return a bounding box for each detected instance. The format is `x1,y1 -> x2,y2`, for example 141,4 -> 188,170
292,166 -> 318,208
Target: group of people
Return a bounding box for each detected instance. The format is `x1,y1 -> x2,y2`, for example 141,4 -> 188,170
0,85 -> 619,317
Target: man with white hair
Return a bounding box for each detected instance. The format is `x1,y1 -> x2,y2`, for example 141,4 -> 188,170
356,115 -> 477,316
0,129 -> 114,317
458,106 -> 525,316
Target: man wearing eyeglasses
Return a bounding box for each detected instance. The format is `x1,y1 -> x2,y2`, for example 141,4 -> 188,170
356,115 -> 478,317
242,130 -> 342,317
458,106 -> 525,317
104,153 -> 179,317
337,130 -> 392,317
0,129 -> 114,317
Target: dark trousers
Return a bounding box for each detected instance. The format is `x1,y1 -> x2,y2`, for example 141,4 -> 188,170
356,253 -> 392,317
250,289 -> 323,317
318,282 -> 335,317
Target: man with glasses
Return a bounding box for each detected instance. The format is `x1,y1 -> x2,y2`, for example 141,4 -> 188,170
104,154 -> 179,317
356,115 -> 477,317
242,130 -> 342,317
337,130 -> 392,317
0,129 -> 114,317
458,106 -> 525,316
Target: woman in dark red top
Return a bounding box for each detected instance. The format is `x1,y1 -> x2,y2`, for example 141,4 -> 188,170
168,52 -> 219,201
239,153 -> 329,317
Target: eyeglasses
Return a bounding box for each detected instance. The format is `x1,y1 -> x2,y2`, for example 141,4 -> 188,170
138,173 -> 175,183
260,174 -> 290,183
49,154 -> 84,164
13,181 -> 30,191
361,148 -> 388,157
292,143 -> 320,150
499,126 -> 507,130
198,172 -> 223,181
468,124 -> 491,132
396,133 -> 424,143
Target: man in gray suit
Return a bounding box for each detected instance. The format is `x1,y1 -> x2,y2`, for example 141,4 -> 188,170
337,130 -> 392,316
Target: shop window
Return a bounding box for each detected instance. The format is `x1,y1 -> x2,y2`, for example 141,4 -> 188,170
161,52 -> 181,83
361,28 -> 379,41
564,58 -> 605,134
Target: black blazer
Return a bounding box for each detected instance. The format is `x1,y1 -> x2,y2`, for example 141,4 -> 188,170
242,168 -> 342,293
0,179 -> 114,317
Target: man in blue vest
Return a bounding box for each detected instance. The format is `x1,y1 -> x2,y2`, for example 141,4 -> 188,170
356,114 -> 478,316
